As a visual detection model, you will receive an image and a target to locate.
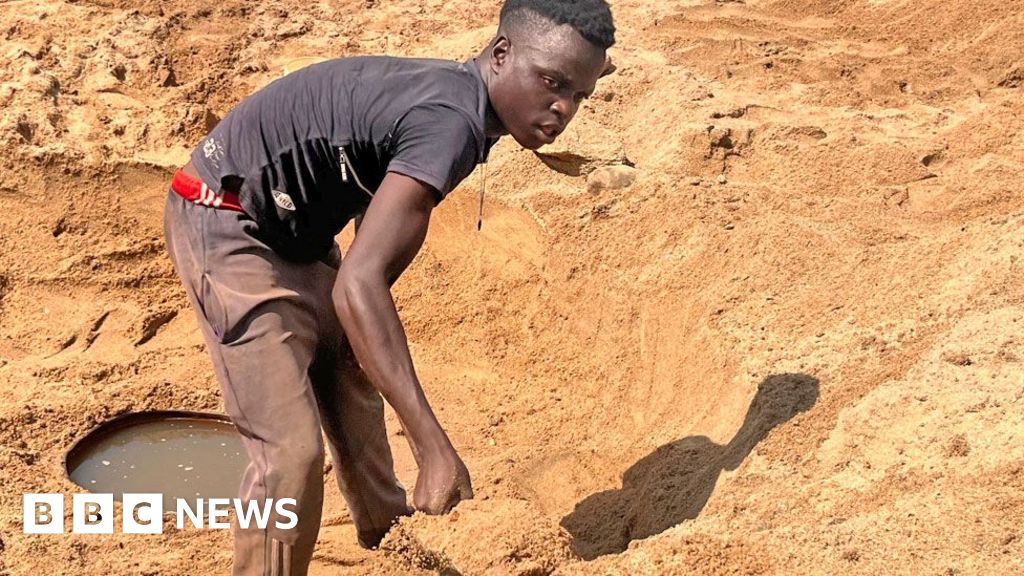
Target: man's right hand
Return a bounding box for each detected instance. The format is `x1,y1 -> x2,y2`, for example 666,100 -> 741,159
413,449 -> 473,514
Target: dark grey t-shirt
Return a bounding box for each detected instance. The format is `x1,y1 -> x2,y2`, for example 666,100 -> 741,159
190,55 -> 498,261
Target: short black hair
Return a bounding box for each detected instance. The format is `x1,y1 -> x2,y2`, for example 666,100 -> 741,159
500,0 -> 616,50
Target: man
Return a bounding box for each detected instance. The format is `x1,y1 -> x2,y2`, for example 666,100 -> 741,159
163,0 -> 615,573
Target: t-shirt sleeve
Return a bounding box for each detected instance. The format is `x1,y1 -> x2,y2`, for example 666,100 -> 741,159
387,104 -> 480,203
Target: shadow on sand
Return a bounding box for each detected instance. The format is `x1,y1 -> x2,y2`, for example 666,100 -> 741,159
561,373 -> 820,559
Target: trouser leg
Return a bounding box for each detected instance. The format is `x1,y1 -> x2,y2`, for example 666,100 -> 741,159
310,331 -> 411,548
163,191 -> 331,575
208,305 -> 325,576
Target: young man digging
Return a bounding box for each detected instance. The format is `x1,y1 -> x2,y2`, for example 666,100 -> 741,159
162,0 -> 614,573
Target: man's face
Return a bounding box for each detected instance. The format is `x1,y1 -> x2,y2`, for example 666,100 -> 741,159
488,24 -> 608,150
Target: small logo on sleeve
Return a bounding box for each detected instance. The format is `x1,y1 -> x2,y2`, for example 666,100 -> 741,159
202,138 -> 225,167
272,189 -> 296,211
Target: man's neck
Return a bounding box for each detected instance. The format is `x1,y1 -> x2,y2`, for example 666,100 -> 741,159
471,55 -> 508,139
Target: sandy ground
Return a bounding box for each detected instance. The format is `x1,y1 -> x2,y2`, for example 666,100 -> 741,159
1,0 -> 1023,574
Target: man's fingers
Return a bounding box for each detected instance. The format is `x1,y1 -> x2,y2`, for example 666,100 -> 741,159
413,456 -> 472,514
440,493 -> 463,514
441,479 -> 473,512
415,494 -> 451,515
460,482 -> 474,500
419,485 -> 471,515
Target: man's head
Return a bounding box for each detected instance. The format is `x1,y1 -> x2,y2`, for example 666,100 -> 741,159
483,0 -> 615,150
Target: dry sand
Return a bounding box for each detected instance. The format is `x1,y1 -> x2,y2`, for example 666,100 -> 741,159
1,0 -> 1023,574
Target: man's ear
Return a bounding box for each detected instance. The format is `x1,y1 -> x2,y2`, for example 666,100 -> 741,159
490,35 -> 511,74
600,55 -> 616,78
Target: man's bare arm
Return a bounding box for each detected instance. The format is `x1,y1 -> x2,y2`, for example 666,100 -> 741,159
333,171 -> 472,514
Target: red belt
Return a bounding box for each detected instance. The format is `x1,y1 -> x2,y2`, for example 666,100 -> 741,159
171,169 -> 244,212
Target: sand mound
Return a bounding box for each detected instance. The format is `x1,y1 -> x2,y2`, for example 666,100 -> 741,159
381,499 -> 575,575
1,0 -> 1022,574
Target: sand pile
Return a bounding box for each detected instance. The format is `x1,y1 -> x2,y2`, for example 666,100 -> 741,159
380,499 -> 575,575
1,0 -> 1022,574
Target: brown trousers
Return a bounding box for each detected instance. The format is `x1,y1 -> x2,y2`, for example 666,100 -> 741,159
163,190 -> 409,575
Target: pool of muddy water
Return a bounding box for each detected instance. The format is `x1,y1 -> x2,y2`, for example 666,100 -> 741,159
66,412 -> 250,501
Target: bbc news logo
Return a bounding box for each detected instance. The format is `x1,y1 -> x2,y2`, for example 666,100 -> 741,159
24,494 -> 298,534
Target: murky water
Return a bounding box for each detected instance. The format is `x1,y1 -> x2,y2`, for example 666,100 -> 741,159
67,415 -> 250,502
